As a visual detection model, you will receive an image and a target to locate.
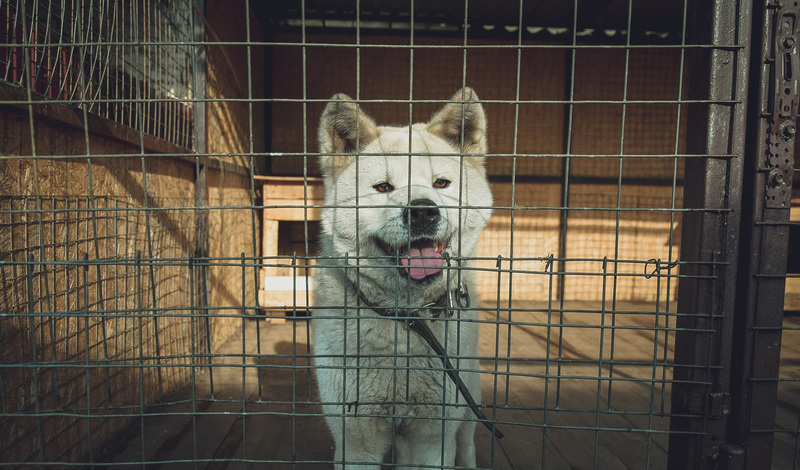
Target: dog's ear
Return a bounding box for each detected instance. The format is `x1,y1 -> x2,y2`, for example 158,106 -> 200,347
318,94 -> 379,176
426,88 -> 487,161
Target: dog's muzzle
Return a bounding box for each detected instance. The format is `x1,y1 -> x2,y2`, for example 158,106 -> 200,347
404,198 -> 440,235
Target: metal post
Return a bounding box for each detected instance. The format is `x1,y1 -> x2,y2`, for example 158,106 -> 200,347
728,0 -> 798,468
668,0 -> 753,468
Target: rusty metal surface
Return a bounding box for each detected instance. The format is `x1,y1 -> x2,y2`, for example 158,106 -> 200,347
728,0 -> 798,467
668,0 -> 753,468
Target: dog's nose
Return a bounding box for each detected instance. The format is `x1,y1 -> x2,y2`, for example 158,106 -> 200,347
404,198 -> 440,232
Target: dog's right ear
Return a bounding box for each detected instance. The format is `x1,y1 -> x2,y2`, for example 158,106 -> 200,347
318,94 -> 379,176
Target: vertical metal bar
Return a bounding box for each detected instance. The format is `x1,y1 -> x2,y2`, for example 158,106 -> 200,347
19,9 -> 46,462
555,0 -> 579,409
350,0 -> 361,462
242,0 -> 264,403
26,254 -> 45,463
46,198 -> 59,407
136,250 -> 146,470
606,0 -> 635,411
299,0 -> 312,405
341,252 -> 349,466
503,0 -> 525,409
140,153 -> 163,402
191,0 -> 212,395
79,34 -> 113,408
82,252 -> 95,464
240,252 -> 248,469
188,253 -> 198,466
648,260 -> 665,468
542,253 -> 556,469
661,0 -> 692,418
667,0 -> 752,468
594,257 -> 609,469
490,256 -> 504,468
0,259 -> 7,416
291,254 -> 298,467
727,0 -> 798,467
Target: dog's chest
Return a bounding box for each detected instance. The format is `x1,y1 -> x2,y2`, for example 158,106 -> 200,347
340,316 -> 463,396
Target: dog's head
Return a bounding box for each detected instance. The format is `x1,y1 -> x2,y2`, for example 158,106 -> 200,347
317,88 -> 493,295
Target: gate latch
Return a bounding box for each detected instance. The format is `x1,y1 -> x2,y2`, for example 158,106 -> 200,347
706,392 -> 730,418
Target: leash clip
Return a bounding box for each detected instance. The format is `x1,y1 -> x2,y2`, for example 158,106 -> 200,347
455,282 -> 470,309
441,282 -> 470,318
419,302 -> 437,319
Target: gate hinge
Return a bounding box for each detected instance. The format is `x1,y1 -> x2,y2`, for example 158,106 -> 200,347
706,443 -> 746,470
719,444 -> 746,470
706,392 -> 730,418
764,0 -> 799,208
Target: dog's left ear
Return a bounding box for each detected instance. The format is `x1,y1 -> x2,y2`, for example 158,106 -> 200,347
426,88 -> 487,160
318,93 -> 380,178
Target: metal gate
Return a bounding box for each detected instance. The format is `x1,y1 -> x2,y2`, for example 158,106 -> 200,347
669,1 -> 798,468
0,0 -> 798,468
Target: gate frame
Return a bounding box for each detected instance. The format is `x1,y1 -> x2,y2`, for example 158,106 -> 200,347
728,0 -> 797,468
669,0 -> 797,468
667,0 -> 751,467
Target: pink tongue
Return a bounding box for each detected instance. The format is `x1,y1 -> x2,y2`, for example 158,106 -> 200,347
400,245 -> 444,280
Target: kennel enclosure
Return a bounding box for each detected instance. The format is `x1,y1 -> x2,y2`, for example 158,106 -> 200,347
1,0 -> 799,468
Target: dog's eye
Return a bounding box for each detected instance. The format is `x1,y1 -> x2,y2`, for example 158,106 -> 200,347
433,178 -> 451,189
373,182 -> 394,193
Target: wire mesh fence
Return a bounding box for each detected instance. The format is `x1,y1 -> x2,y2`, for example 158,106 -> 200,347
0,0 -> 195,148
0,0 -> 798,469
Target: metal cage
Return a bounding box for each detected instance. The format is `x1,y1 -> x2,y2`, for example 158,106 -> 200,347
0,0 -> 797,468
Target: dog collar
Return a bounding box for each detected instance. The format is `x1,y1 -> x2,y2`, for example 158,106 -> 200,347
352,281 -> 470,321
347,280 -> 504,440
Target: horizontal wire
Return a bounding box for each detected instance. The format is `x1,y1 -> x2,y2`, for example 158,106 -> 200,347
0,151 -> 738,160
2,40 -> 745,49
0,96 -> 739,106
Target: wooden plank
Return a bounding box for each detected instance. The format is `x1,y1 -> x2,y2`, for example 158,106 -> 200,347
261,178 -> 324,200
262,197 -> 324,207
255,175 -> 324,183
259,288 -> 312,310
263,206 -> 322,221
263,219 -> 279,277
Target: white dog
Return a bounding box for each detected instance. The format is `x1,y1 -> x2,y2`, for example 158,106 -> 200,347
312,88 -> 494,469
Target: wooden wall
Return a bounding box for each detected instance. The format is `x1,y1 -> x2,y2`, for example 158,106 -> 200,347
0,106 -> 204,463
203,0 -> 266,345
0,0 -> 266,463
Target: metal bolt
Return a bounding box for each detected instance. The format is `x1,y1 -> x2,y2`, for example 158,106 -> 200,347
784,37 -> 796,49
768,168 -> 785,187
781,121 -> 796,139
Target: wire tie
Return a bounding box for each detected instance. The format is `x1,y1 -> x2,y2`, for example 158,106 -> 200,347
545,253 -> 554,271
645,258 -> 679,279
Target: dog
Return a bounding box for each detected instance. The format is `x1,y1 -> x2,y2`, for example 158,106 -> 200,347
312,88 -> 494,469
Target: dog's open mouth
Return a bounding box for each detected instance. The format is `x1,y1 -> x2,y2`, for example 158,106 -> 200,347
378,239 -> 448,280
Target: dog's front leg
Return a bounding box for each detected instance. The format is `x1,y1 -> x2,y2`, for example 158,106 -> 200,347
332,415 -> 391,470
394,420 -> 458,469
454,417 -> 478,467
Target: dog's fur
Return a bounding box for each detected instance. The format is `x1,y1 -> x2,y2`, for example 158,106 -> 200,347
312,88 -> 493,469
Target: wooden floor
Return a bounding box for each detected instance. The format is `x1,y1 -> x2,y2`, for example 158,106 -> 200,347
104,302 -> 800,469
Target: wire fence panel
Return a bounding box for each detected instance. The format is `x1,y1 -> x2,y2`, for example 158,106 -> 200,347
0,0 -> 195,148
0,0 -> 797,469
